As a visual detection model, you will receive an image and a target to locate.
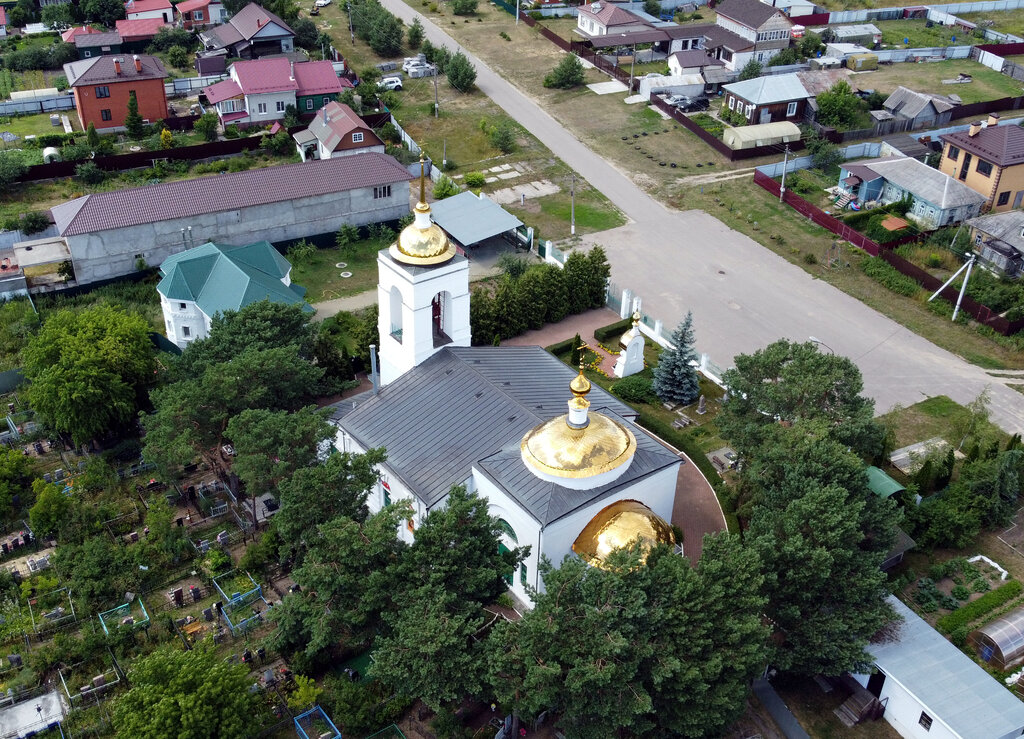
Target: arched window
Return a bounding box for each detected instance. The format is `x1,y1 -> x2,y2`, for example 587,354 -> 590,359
496,518 -> 518,543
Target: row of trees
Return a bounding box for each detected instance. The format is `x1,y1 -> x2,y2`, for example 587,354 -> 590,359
470,247 -> 610,345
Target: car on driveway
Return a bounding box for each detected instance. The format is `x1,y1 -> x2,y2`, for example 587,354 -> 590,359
673,95 -> 709,112
378,76 -> 403,91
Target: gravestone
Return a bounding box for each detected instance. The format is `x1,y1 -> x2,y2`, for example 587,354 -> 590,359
7,654 -> 21,668
613,312 -> 646,379
216,531 -> 230,546
43,473 -> 51,484
697,395 -> 707,415
170,588 -> 183,607
54,469 -> 64,481
202,607 -> 214,622
129,531 -> 139,543
190,586 -> 201,602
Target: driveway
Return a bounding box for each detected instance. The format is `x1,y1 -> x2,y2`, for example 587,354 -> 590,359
376,0 -> 1024,434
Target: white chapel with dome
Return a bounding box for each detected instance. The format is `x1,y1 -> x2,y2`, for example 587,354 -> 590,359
331,161 -> 682,605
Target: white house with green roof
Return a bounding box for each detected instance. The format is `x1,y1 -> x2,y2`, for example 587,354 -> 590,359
157,240 -> 311,349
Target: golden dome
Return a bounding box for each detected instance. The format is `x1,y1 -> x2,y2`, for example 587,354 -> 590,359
572,499 -> 675,569
389,154 -> 456,266
618,310 -> 642,350
521,411 -> 637,479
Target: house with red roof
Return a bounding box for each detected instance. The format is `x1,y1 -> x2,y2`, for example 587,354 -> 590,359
124,0 -> 174,23
115,18 -> 169,49
293,101 -> 385,161
63,25 -> 101,44
177,0 -> 226,30
203,59 -> 344,128
63,54 -> 169,132
199,2 -> 294,59
0,7 -> 8,38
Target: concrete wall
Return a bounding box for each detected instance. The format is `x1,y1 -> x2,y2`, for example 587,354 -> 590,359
66,180 -> 411,284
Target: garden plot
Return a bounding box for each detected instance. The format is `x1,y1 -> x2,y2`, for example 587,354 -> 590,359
905,556 -> 1005,620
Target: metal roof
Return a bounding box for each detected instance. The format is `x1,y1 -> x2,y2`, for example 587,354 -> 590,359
304,101 -> 382,153
74,31 -> 122,48
884,86 -> 956,119
941,123 -> 1024,168
52,152 -> 413,237
114,18 -> 168,40
578,2 -> 647,27
335,346 -> 678,521
715,0 -> 790,29
64,54 -> 167,87
865,466 -> 904,498
968,210 -> 1024,255
428,192 -> 523,247
860,156 -> 986,209
723,73 -> 809,105
872,597 -> 1024,738
226,2 -> 292,40
975,606 -> 1024,666
157,240 -> 311,317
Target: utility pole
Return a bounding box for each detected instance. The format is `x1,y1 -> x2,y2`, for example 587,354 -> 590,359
433,71 -> 438,118
348,2 -> 354,44
570,173 -> 576,236
442,138 -> 446,168
515,0 -> 519,25
629,43 -> 637,91
779,144 -> 790,203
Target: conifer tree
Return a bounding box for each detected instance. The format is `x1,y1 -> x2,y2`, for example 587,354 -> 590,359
124,91 -> 145,139
652,311 -> 700,405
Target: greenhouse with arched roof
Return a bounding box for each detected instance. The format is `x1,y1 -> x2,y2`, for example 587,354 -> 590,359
971,606 -> 1024,671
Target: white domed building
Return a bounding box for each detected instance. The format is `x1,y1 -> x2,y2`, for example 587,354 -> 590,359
331,161 -> 682,605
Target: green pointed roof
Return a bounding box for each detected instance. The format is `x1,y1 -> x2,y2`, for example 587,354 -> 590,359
157,241 -> 312,318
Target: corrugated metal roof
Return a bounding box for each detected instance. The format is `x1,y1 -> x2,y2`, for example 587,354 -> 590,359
428,192 -> 523,247
203,77 -> 241,103
337,346 -> 677,520
115,18 -> 168,40
715,0 -> 789,29
862,157 -> 986,209
52,152 -> 414,237
228,2 -> 293,40
157,240 -> 310,317
305,101 -> 380,152
942,123 -> 1024,168
968,210 -> 1024,254
125,0 -> 172,13
702,24 -> 753,52
293,60 -> 344,97
64,54 -> 167,87
884,86 -> 956,119
872,597 -> 1024,738
723,73 -> 808,105
865,466 -> 904,498
578,2 -> 647,27
74,31 -> 122,48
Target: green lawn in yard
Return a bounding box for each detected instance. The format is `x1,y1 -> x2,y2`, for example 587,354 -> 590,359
878,394 -> 1008,450
853,59 -> 1024,104
877,19 -> 969,48
288,237 -> 391,303
0,112 -> 75,141
961,8 -> 1024,39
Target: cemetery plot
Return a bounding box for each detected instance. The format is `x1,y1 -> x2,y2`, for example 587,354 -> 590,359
97,596 -> 149,635
58,663 -> 121,707
25,585 -> 76,633
213,571 -> 270,635
295,705 -> 342,739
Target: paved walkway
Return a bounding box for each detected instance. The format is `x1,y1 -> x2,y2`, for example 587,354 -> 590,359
377,0 -> 1024,435
752,680 -> 811,739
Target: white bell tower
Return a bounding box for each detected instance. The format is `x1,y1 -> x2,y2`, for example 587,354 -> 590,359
377,157 -> 470,386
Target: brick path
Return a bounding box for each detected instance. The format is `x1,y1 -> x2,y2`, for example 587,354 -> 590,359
503,309 -> 728,563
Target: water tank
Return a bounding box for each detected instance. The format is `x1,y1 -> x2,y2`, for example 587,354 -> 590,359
42,147 -> 61,164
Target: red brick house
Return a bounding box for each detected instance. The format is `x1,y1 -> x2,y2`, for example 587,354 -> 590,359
64,54 -> 169,132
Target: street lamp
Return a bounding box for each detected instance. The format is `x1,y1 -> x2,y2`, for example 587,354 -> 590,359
570,173 -> 576,236
808,336 -> 834,354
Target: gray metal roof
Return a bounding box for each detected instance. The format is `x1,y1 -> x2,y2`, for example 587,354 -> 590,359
428,192 -> 523,247
968,209 -> 1024,255
860,157 -> 985,209
335,346 -> 678,521
872,597 -> 1024,738
884,86 -> 956,119
723,73 -> 809,105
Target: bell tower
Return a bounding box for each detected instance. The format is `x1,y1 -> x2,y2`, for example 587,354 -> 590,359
377,156 -> 471,385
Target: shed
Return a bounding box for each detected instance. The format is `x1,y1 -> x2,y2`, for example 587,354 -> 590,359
846,53 -> 878,71
972,607 -> 1024,671
866,466 -> 905,499
428,191 -> 523,248
722,121 -> 800,150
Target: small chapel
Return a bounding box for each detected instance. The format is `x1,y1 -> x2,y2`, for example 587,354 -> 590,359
331,161 -> 682,605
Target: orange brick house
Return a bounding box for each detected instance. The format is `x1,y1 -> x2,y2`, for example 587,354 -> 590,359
64,54 -> 169,132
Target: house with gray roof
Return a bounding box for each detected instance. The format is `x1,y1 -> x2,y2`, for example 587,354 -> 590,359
198,2 -> 293,59
722,72 -> 809,125
880,86 -> 959,130
50,151 -> 413,285
967,210 -> 1024,278
157,240 -> 311,348
836,157 -> 985,229
853,596 -> 1024,739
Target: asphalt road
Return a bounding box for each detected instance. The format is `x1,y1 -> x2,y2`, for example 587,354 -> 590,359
378,0 -> 1024,434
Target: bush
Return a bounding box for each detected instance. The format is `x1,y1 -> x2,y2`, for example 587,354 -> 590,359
74,161 -> 105,185
936,580 -> 1023,634
433,173 -> 459,200
489,120 -> 517,154
166,45 -> 190,69
193,112 -> 219,142
545,337 -> 578,356
336,223 -> 361,249
613,375 -> 655,403
860,257 -> 921,297
451,0 -> 477,13
544,53 -> 585,89
261,130 -> 293,156
19,211 -> 50,235
464,171 -> 486,188
223,125 -> 240,139
951,584 -> 970,601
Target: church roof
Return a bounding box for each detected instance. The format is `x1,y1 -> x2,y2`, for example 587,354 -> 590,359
334,346 -> 679,523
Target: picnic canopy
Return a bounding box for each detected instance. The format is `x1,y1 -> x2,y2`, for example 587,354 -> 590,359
429,192 -> 522,248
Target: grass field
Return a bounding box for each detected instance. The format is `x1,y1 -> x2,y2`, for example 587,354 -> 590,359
0,111 -> 78,141
850,59 -> 1024,103
961,7 -> 1024,38
877,19 -> 972,48
879,395 -> 1008,450
288,237 -> 390,303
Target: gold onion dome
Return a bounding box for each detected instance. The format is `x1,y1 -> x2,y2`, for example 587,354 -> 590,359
618,310 -> 642,350
389,154 -> 456,266
521,360 -> 637,483
572,499 -> 675,569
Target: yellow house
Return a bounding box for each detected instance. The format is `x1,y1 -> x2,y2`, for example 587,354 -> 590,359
938,114 -> 1024,212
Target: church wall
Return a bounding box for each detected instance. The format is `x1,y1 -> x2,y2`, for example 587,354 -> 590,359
538,463 -> 680,577
473,468 -> 542,605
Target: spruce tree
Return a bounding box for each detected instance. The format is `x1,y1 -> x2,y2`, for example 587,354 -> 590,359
652,311 -> 700,405
124,91 -> 145,139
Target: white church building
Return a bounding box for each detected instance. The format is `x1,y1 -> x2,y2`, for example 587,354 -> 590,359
331,161 -> 684,605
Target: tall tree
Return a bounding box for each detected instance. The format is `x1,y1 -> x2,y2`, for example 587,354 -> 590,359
446,50 -> 476,92
719,339 -> 885,462
0,448 -> 32,515
82,0 -> 124,26
652,311 -> 700,406
124,91 -> 145,139
113,641 -> 256,739
488,537 -> 767,737
226,405 -> 334,497
815,80 -> 863,129
742,424 -> 898,675
584,245 -> 611,308
275,447 -> 386,563
24,304 -> 153,445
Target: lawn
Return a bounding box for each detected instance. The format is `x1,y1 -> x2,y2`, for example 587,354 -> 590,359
851,59 -> 1024,103
961,7 -> 1024,39
287,236 -> 392,303
878,395 -> 1007,450
877,19 -> 972,48
0,111 -> 77,141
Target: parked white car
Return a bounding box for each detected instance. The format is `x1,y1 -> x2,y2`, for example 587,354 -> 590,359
314,0 -> 332,7
402,56 -> 426,72
378,76 -> 403,91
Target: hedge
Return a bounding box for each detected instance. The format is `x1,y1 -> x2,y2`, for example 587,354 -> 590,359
935,579 -> 1023,634
860,256 -> 921,297
545,337 -> 577,356
594,318 -> 632,343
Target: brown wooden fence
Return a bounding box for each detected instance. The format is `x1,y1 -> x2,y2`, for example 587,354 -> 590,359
753,169 -> 1024,334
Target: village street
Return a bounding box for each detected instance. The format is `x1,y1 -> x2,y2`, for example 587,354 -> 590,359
374,0 -> 1024,434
